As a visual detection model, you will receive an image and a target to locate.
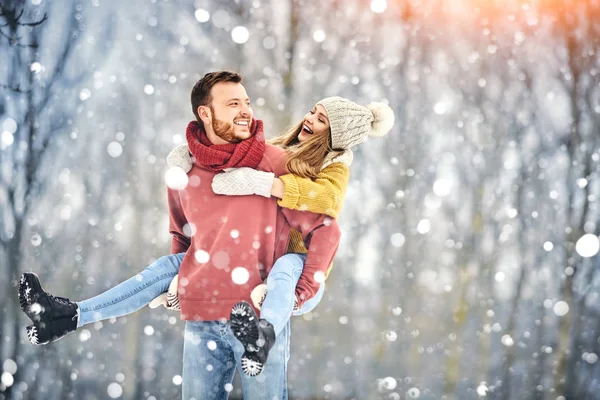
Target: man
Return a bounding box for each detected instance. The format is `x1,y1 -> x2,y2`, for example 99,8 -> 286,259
168,71 -> 340,399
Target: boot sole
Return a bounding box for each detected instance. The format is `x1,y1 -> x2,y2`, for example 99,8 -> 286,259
19,273 -> 45,322
25,324 -> 44,345
230,301 -> 265,376
241,353 -> 264,377
25,322 -> 72,346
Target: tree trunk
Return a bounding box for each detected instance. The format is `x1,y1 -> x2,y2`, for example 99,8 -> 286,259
3,218 -> 23,400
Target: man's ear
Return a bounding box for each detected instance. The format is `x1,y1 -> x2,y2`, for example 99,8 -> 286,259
198,106 -> 211,125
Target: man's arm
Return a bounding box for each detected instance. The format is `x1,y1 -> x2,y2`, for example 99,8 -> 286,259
280,209 -> 342,307
167,187 -> 191,254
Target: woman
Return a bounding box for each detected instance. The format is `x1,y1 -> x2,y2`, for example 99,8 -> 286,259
18,97 -> 394,365
162,96 -> 395,376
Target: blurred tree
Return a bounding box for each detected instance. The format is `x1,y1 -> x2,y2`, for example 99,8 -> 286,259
551,0 -> 600,398
0,1 -> 112,397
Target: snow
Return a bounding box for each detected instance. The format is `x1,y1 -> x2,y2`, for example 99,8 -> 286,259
143,84 -> 155,95
165,167 -> 189,190
370,0 -> 387,14
2,118 -> 17,134
30,62 -> 43,73
575,234 -> 600,257
107,141 -> 123,158
194,9 -> 210,23
231,267 -> 250,285
553,301 -> 569,317
107,382 -> 123,398
194,249 -> 210,263
79,88 -> 91,101
390,233 -> 405,247
1,0 -> 599,398
1,372 -> 14,388
231,26 -> 250,44
312,29 -> 326,43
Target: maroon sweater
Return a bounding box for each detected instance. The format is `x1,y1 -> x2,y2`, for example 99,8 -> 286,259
168,121 -> 341,321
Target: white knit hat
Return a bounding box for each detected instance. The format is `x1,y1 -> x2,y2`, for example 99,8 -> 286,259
317,96 -> 395,150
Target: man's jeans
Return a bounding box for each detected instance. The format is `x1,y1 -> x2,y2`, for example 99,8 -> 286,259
182,320 -> 290,400
261,253 -> 325,335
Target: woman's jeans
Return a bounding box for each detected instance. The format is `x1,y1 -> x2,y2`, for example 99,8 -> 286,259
260,253 -> 326,335
76,252 -> 324,332
76,253 -> 185,326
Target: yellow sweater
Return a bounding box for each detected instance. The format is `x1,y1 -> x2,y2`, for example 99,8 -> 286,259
277,162 -> 350,276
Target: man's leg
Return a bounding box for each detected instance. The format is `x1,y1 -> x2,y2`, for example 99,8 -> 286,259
76,253 -> 184,326
229,320 -> 290,400
182,321 -> 236,400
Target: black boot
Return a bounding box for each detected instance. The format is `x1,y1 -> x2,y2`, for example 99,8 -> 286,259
230,301 -> 276,376
19,273 -> 78,345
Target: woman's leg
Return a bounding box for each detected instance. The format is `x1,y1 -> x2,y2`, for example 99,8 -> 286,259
292,282 -> 325,316
259,254 -> 305,336
20,253 -> 185,345
77,253 -> 184,326
229,253 -> 324,377
260,253 -> 325,335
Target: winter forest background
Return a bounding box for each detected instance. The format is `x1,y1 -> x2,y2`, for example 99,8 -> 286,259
1,0 -> 599,399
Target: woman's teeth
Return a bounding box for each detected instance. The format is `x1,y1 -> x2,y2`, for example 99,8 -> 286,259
303,125 -> 313,134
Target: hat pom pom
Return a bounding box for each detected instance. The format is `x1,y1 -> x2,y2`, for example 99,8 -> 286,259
367,102 -> 395,137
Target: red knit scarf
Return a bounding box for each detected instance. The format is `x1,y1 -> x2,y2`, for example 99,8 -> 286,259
185,119 -> 265,172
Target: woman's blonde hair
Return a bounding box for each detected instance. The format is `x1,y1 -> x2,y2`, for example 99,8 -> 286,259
269,121 -> 345,180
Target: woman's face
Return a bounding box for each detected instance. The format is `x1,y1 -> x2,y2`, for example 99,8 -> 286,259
298,104 -> 330,143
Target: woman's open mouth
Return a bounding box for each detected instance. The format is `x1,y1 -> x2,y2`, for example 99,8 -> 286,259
302,124 -> 313,134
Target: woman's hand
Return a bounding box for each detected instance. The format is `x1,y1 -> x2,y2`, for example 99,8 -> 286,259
212,167 -> 275,198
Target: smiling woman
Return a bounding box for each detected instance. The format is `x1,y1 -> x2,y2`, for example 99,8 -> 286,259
298,104 -> 331,143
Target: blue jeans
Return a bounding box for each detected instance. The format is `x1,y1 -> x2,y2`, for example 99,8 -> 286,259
183,320 -> 290,400
76,253 -> 184,326
261,253 -> 325,335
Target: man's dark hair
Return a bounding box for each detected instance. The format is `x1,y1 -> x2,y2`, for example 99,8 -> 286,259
190,71 -> 243,123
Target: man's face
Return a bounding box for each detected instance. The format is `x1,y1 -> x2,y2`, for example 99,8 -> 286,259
201,82 -> 253,144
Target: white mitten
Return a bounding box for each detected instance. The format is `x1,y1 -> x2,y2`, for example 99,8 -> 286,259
149,274 -> 180,310
212,167 -> 275,198
167,144 -> 193,172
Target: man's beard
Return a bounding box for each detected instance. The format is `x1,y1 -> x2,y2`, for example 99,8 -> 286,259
210,106 -> 247,143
